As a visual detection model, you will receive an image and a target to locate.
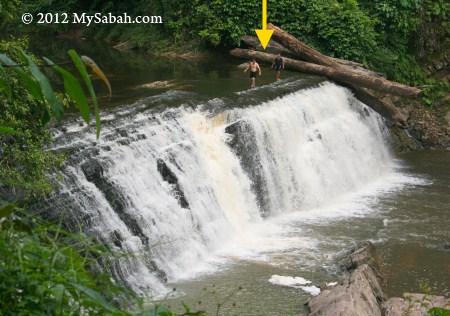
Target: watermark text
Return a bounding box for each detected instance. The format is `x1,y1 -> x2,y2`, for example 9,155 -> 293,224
21,12 -> 163,26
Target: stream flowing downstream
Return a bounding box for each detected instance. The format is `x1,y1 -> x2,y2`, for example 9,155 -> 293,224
35,40 -> 449,315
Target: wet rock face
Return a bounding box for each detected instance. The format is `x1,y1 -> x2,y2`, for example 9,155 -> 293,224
378,94 -> 450,153
388,126 -> 423,153
307,242 -> 386,316
306,242 -> 450,315
388,108 -> 450,153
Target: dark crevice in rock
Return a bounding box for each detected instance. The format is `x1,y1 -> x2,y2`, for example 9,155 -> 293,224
156,159 -> 189,209
150,260 -> 168,283
225,120 -> 272,218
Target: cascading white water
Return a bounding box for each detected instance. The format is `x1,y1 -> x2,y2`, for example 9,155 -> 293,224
46,82 -> 393,296
225,82 -> 391,216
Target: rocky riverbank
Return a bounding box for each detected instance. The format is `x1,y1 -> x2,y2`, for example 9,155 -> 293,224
388,97 -> 450,153
307,242 -> 450,316
383,53 -> 449,153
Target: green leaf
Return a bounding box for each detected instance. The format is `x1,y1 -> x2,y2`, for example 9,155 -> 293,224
44,57 -> 90,125
0,53 -> 18,67
0,53 -> 44,101
0,178 -> 52,190
52,284 -> 66,306
0,66 -> 12,101
428,307 -> 450,316
21,51 -> 64,120
1,219 -> 32,235
68,49 -> 101,138
16,69 -> 45,101
0,204 -> 15,219
2,219 -> 32,234
0,76 -> 12,100
182,302 -> 190,313
69,282 -> 123,314
42,106 -> 51,125
0,126 -> 20,135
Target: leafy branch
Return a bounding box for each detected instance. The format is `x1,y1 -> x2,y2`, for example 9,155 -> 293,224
0,49 -> 111,139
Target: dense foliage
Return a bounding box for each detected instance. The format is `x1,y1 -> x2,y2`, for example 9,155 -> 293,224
0,205 -> 129,315
148,0 -> 448,87
0,38 -> 65,202
0,36 -> 107,203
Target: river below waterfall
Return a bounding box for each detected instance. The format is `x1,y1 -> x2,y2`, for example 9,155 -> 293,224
34,39 -> 449,315
165,150 -> 449,315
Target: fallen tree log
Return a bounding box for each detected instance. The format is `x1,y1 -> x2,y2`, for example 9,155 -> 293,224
230,48 -> 421,98
266,23 -> 419,95
240,35 -> 291,54
267,23 -> 371,71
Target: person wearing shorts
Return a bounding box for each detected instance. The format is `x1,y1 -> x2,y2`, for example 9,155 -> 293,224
271,53 -> 285,80
244,59 -> 261,88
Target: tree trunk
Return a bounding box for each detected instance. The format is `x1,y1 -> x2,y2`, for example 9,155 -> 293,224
240,35 -> 291,54
266,23 -> 420,96
267,23 -> 339,67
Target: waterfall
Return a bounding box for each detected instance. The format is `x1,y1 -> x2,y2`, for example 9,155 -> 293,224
42,82 -> 393,296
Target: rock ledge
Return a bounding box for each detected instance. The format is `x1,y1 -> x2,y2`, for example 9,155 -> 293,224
307,242 -> 450,315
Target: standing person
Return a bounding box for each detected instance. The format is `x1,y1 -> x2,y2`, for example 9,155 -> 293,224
271,53 -> 285,80
244,59 -> 262,88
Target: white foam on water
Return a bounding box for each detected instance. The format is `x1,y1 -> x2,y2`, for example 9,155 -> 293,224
326,282 -> 338,287
301,286 -> 321,296
269,275 -> 312,286
269,275 -> 321,296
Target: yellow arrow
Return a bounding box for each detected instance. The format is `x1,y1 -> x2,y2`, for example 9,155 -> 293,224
255,0 -> 274,49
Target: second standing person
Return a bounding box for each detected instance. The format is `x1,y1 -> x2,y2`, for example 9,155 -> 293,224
271,53 -> 285,80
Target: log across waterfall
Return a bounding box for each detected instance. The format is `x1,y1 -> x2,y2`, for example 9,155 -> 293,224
230,49 -> 419,98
